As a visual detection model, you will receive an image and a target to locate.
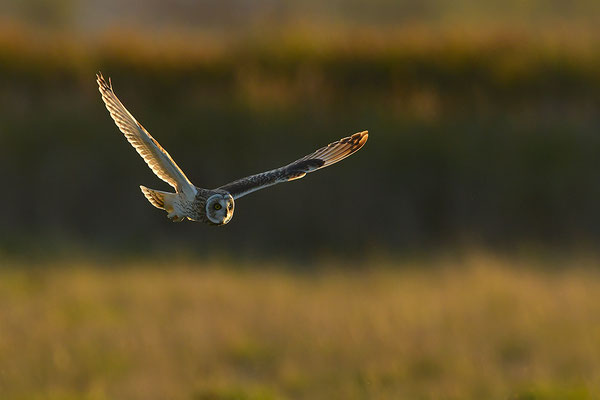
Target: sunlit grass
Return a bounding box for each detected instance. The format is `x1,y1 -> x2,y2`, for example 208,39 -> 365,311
1,254 -> 600,399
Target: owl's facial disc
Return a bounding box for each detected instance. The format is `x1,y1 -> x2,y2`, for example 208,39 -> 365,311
206,194 -> 235,225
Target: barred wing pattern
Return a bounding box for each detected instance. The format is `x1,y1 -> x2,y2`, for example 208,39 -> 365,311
96,73 -> 197,199
218,131 -> 368,199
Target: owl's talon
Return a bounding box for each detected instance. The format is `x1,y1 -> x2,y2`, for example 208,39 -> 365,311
167,212 -> 183,222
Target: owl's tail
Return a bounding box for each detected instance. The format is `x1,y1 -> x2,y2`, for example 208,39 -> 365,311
140,186 -> 174,210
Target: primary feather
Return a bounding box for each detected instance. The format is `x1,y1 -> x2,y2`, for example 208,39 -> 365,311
96,73 -> 197,200
218,131 -> 368,199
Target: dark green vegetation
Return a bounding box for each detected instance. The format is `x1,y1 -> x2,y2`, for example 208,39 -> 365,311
2,25 -> 599,255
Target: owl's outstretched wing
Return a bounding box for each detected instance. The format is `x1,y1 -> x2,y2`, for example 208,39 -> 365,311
96,73 -> 197,199
218,131 -> 368,199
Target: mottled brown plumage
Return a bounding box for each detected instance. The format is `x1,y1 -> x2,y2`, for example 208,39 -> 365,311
97,73 -> 368,226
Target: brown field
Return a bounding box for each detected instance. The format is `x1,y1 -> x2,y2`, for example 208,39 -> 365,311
1,254 -> 600,399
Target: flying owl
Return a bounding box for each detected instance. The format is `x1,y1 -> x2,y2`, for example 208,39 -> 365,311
96,73 -> 368,225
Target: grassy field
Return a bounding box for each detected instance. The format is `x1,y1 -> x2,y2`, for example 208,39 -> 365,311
1,254 -> 600,399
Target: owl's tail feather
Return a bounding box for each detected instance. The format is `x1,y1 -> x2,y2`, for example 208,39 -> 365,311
140,186 -> 175,210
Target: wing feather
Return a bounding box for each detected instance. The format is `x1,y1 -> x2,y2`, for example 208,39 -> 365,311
96,73 -> 197,199
218,131 -> 368,199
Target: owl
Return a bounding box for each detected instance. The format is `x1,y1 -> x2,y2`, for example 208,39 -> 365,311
97,73 -> 368,225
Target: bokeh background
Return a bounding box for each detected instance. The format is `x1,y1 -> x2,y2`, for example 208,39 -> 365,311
1,1 -> 600,399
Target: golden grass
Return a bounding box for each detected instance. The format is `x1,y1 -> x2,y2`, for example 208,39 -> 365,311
1,254 -> 600,399
1,20 -> 599,123
2,20 -> 599,97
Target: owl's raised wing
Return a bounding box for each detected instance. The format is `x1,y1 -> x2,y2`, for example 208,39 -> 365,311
218,131 -> 368,199
96,73 -> 197,199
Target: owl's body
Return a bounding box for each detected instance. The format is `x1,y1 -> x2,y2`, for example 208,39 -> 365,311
97,73 -> 368,226
141,186 -> 234,225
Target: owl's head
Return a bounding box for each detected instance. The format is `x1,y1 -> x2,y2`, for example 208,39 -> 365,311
206,193 -> 235,225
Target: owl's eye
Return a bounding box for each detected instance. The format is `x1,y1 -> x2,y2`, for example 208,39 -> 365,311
214,204 -> 222,210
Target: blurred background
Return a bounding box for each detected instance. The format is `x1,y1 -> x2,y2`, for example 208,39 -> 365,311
1,1 -> 600,399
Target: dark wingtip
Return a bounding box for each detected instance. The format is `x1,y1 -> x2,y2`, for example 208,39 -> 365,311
346,130 -> 368,152
96,71 -> 112,91
353,130 -> 369,146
